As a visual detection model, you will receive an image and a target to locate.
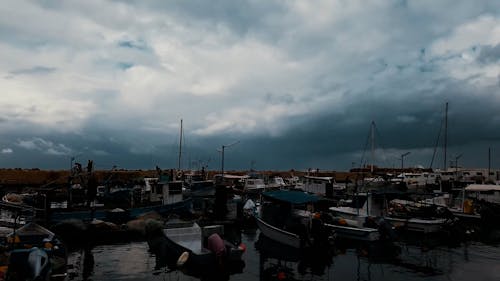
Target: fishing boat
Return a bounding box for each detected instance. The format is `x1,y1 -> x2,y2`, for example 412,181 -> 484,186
146,220 -> 245,276
49,197 -> 192,224
384,199 -> 452,233
49,174 -> 192,224
327,193 -> 390,241
3,222 -> 67,280
256,190 -> 333,249
299,175 -> 345,197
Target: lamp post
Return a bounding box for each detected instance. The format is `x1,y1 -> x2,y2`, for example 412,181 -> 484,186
218,141 -> 240,182
401,152 -> 411,170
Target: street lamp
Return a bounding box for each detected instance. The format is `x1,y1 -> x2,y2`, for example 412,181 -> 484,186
218,141 -> 240,181
401,152 -> 411,170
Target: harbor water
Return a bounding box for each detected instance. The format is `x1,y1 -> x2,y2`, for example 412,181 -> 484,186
67,229 -> 500,281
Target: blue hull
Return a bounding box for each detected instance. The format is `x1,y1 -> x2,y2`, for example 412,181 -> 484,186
49,199 -> 192,224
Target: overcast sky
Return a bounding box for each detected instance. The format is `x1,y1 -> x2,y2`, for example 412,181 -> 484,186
1,0 -> 499,172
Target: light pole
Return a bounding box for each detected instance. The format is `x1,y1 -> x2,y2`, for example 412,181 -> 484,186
401,152 -> 411,170
218,141 -> 240,182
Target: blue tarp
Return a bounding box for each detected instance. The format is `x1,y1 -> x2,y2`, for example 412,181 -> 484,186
262,190 -> 318,204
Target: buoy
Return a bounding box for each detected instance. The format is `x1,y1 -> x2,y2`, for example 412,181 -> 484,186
238,243 -> 247,252
176,251 -> 190,267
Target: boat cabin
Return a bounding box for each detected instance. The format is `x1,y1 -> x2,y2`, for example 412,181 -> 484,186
465,184 -> 500,204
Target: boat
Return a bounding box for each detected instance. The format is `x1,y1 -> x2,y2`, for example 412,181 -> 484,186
265,176 -> 288,190
326,193 -> 392,241
256,190 -> 333,249
461,184 -> 500,226
48,170 -> 192,224
255,231 -> 334,278
49,197 -> 192,225
146,220 -> 245,277
299,175 -> 345,198
384,199 -> 452,233
3,222 -> 67,280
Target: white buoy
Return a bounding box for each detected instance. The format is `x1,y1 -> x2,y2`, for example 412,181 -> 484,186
176,251 -> 190,267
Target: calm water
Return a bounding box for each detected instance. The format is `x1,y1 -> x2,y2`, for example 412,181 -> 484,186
68,230 -> 500,281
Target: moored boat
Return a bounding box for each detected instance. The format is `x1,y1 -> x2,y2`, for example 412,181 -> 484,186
256,190 -> 333,249
3,222 -> 68,280
146,220 -> 245,277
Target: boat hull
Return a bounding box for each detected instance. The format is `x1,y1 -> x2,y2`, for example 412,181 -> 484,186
255,216 -> 302,248
325,223 -> 380,241
385,216 -> 446,233
49,198 -> 192,224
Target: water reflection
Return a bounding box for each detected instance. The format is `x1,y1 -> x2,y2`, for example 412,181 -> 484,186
255,233 -> 334,280
62,227 -> 500,281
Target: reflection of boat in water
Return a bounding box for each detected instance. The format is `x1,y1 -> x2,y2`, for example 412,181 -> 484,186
255,232 -> 334,279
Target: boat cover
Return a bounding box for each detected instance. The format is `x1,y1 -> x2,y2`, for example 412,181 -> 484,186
262,190 -> 318,204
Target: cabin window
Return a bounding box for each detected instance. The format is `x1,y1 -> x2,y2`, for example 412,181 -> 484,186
480,190 -> 494,195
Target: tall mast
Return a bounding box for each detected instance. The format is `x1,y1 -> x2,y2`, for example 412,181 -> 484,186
488,147 -> 491,181
178,119 -> 183,170
444,102 -> 448,171
371,121 -> 375,173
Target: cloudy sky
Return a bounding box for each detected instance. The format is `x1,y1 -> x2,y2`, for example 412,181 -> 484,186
0,0 -> 499,172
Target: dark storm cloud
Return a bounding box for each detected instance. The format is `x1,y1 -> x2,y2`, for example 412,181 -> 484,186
477,44 -> 500,64
114,0 -> 284,35
118,40 -> 148,51
0,0 -> 499,171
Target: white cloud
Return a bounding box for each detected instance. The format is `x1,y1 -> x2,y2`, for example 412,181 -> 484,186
1,148 -> 13,154
0,1 -> 499,169
16,138 -> 73,156
430,15 -> 500,56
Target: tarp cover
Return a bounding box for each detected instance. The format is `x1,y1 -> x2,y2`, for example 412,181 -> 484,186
262,190 -> 318,204
465,184 -> 500,192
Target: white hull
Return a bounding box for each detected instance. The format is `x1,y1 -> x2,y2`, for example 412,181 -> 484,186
325,223 -> 380,241
256,216 -> 301,248
385,216 -> 446,233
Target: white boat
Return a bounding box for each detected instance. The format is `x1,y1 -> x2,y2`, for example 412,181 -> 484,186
299,175 -> 345,197
385,199 -> 450,233
327,193 -> 383,241
256,190 -> 332,249
266,176 -> 288,189
243,178 -> 266,193
465,184 -> 500,204
384,216 -> 447,233
325,223 -> 381,241
255,216 -> 302,248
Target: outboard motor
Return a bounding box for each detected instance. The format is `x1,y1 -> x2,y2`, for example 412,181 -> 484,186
27,247 -> 49,280
377,218 -> 397,241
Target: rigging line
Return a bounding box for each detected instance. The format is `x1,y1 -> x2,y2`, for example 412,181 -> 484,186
429,105 -> 446,169
360,123 -> 372,168
429,111 -> 445,169
373,122 -> 390,167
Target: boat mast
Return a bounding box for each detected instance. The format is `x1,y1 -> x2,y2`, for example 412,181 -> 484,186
371,121 -> 375,173
488,147 -> 491,182
178,119 -> 183,171
444,102 -> 448,171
